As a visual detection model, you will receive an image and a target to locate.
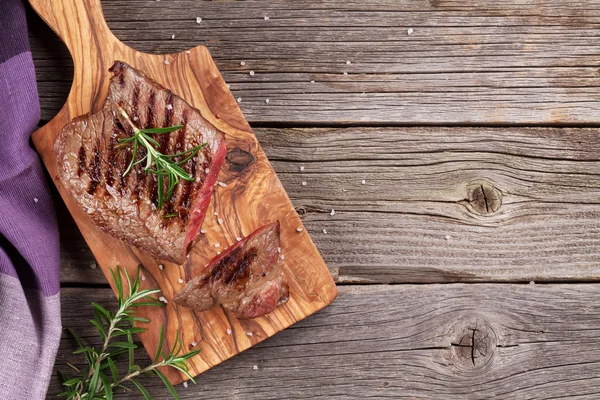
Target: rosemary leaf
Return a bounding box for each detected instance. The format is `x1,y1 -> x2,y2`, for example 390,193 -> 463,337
154,325 -> 165,363
107,358 -> 118,384
154,369 -> 180,400
131,379 -> 153,400
99,371 -> 113,400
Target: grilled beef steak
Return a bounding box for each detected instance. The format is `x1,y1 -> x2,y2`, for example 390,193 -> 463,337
55,61 -> 226,263
174,221 -> 289,319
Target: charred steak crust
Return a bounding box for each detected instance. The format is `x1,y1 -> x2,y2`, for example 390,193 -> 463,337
174,221 -> 290,319
54,61 -> 226,263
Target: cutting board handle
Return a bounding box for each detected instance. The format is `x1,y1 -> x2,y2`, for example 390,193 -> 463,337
29,0 -> 115,57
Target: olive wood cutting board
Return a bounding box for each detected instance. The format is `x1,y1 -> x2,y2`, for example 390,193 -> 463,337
29,0 -> 337,384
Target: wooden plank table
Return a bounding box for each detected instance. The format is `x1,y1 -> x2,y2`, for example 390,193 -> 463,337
29,1 -> 600,398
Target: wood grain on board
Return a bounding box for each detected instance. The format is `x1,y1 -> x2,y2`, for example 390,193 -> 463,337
60,126 -> 600,285
30,0 -> 600,124
51,284 -> 600,399
29,0 -> 336,384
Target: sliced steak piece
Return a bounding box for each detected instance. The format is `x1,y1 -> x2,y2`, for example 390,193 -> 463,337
174,221 -> 289,319
54,61 -> 226,263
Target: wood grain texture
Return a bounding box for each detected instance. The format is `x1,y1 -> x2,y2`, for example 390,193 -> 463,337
60,126 -> 600,285
30,0 -> 336,384
51,284 -> 600,399
28,0 -> 600,124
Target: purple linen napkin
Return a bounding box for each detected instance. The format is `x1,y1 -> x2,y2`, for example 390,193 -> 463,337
0,0 -> 61,398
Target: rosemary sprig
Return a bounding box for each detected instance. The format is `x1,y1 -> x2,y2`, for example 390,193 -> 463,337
116,107 -> 207,210
58,266 -> 201,400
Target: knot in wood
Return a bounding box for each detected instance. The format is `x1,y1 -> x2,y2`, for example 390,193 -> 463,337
295,206 -> 307,216
226,148 -> 255,172
467,181 -> 502,215
450,316 -> 497,373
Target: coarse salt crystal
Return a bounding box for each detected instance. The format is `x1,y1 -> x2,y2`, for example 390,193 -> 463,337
265,98 -> 270,104
445,235 -> 451,240
280,254 -> 285,260
296,227 -> 303,232
310,80 -> 315,84
159,296 -> 168,303
227,84 -> 231,89
183,382 -> 188,388
218,181 -> 228,187
361,179 -> 366,184
33,197 -> 39,203
346,60 -> 351,65
186,50 -> 191,54
90,263 -> 97,269
249,71 -> 255,76
227,329 -> 232,335
217,251 -> 221,255
87,208 -> 95,214
237,97 -> 242,103
171,34 -> 175,39
205,168 -> 210,174
178,278 -> 184,284
330,209 -> 336,216
201,229 -> 206,234
407,28 -> 414,35
215,243 -> 221,248
196,17 -> 202,24
277,247 -> 281,253
240,61 -> 246,66
141,275 -> 146,281
218,218 -> 223,224
133,116 -> 139,121
236,237 -> 242,242
301,181 -> 307,186
214,212 -> 218,216
323,229 -> 327,234
253,365 -> 259,370
159,264 -> 164,270
166,104 -> 173,110
247,332 -> 253,337
191,341 -> 197,347
530,281 -> 535,285
164,59 -> 170,65
264,16 -> 270,20
300,166 -> 305,172
343,72 -> 348,76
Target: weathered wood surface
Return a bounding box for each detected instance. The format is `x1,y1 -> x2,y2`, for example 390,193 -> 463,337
51,284 -> 600,399
30,0 -> 336,384
61,126 -> 600,285
30,0 -> 600,124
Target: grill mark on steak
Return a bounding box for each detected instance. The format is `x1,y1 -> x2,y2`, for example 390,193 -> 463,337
183,158 -> 197,211
131,82 -> 140,122
77,146 -> 86,178
165,91 -> 174,127
146,90 -> 156,129
105,127 -> 117,187
145,90 -> 158,204
172,111 -> 189,216
156,91 -> 173,158
224,247 -> 257,286
88,144 -> 102,195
